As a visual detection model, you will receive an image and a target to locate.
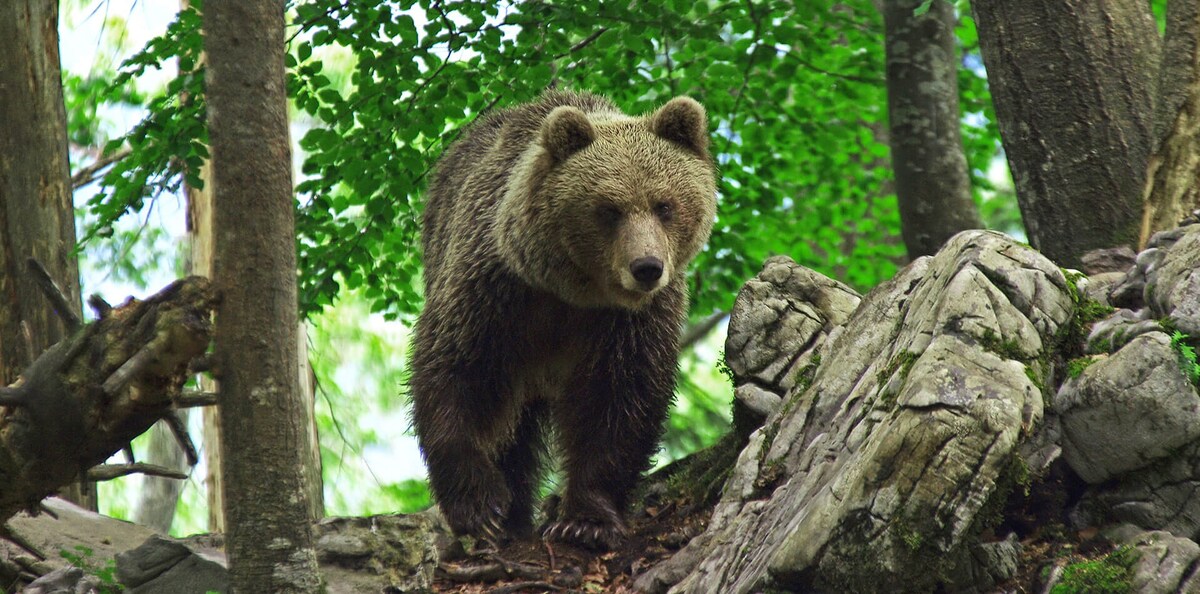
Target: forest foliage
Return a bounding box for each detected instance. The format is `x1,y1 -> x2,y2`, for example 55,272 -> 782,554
64,0 -> 1018,529
76,0 -> 1015,321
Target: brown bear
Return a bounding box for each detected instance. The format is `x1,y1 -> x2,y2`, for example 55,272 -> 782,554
410,90 -> 716,549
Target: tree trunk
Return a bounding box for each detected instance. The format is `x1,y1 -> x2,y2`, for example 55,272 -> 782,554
189,157 -> 227,534
882,0 -> 982,259
133,420 -> 188,533
205,1 -> 322,591
0,0 -> 92,510
972,0 -> 1157,268
1140,0 -> 1200,245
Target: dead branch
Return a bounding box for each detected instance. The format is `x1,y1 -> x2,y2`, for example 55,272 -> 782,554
26,259 -> 81,331
188,354 -> 213,374
0,276 -> 215,523
177,390 -> 218,408
680,311 -> 727,351
87,294 -> 112,319
102,340 -> 164,396
70,147 -> 132,189
0,525 -> 45,561
87,463 -> 189,482
163,411 -> 198,466
488,581 -> 562,594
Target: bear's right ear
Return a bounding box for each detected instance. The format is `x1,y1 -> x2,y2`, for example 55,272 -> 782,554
541,106 -> 596,162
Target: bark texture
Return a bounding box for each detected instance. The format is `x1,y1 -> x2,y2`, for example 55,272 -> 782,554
883,0 -> 981,259
0,0 -> 91,510
205,1 -> 322,592
973,0 -> 1158,267
0,0 -> 80,413
1140,0 -> 1200,245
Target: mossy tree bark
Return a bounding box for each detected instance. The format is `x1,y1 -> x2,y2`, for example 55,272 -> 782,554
205,1 -> 322,591
972,0 -> 1158,267
882,0 -> 982,259
0,0 -> 92,510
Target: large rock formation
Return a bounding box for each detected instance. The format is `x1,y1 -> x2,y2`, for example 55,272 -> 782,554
641,230 -> 1074,593
5,226 -> 1199,593
642,225 -> 1200,593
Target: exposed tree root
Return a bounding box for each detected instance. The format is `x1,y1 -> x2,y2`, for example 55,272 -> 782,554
0,276 -> 216,524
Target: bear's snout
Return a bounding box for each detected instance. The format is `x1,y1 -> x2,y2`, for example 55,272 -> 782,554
630,256 -> 664,287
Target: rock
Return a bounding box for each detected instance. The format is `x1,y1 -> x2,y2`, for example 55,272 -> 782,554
0,497 -> 156,583
314,510 -> 444,594
1145,224 -> 1200,336
1078,271 -> 1124,306
0,498 -> 446,592
116,535 -> 229,594
1075,440 -> 1200,540
1085,308 -> 1160,354
1104,525 -> 1200,594
943,532 -> 1022,593
1081,246 -> 1137,275
733,384 -> 782,419
23,566 -> 106,594
1056,332 -> 1200,484
724,255 -> 860,426
639,230 -> 1075,593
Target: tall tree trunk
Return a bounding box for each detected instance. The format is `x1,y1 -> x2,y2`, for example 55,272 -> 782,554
205,1 -> 322,591
1140,0 -> 1200,245
0,0 -> 91,510
190,161 -> 226,533
882,0 -> 982,259
972,0 -> 1158,268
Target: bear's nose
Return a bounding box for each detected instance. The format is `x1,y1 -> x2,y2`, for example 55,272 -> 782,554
630,257 -> 664,285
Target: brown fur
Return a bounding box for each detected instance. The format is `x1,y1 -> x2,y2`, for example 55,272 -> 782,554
410,90 -> 716,549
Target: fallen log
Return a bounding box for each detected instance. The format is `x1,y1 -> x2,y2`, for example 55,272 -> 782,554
0,276 -> 215,523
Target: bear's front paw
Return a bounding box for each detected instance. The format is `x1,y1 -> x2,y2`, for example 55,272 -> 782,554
440,493 -> 511,544
542,517 -> 627,550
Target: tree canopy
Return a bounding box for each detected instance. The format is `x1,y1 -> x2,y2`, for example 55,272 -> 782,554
77,0 -> 1009,322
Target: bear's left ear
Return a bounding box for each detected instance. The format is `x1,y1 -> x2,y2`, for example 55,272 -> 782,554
651,97 -> 709,156
542,106 -> 596,163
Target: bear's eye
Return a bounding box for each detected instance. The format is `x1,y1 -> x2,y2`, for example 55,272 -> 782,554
595,203 -> 622,225
654,201 -> 674,223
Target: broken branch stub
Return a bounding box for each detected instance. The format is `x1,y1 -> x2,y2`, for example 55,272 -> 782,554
0,276 -> 215,523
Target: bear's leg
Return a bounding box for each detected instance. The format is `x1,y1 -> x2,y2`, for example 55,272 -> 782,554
543,359 -> 674,549
495,402 -> 549,537
411,365 -> 520,543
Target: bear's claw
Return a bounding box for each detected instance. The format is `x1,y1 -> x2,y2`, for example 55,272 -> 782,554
442,498 -> 510,544
542,518 -> 626,550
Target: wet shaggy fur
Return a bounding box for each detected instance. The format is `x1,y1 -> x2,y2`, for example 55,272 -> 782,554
410,90 -> 716,549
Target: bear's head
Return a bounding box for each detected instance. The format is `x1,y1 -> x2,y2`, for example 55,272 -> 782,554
498,96 -> 717,310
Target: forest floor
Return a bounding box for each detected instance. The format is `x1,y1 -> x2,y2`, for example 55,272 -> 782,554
433,489 -> 712,593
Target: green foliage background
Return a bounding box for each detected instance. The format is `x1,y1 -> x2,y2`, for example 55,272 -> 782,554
66,0 -> 1017,527
82,0 -> 1011,320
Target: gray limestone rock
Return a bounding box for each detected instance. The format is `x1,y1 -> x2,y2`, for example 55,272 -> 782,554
1056,332 -> 1200,484
22,567 -> 106,594
314,509 -> 443,594
724,255 -> 860,425
943,532 -> 1023,594
1145,224 -> 1200,336
1103,525 -> 1200,594
116,535 -> 229,594
638,230 -> 1075,594
1075,440 -> 1200,541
